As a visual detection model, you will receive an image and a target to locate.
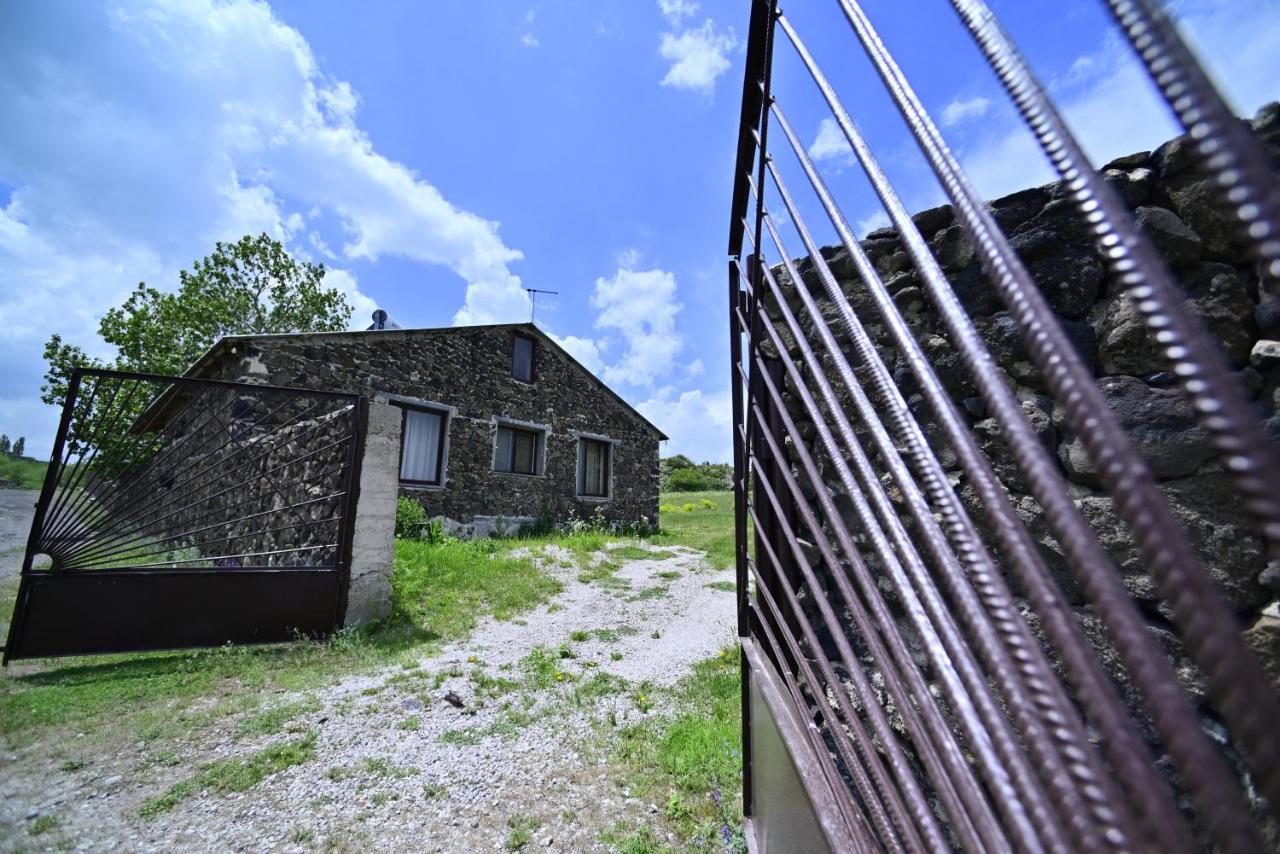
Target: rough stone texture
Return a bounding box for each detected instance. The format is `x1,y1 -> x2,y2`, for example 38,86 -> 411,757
196,324 -> 663,533
343,402 -> 399,626
767,104 -> 1280,697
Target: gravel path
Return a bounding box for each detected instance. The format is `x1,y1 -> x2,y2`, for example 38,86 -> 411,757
0,490 -> 38,580
1,541 -> 737,852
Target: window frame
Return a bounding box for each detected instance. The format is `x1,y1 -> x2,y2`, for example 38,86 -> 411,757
512,332 -> 536,383
493,420 -> 547,477
576,437 -> 612,498
573,435 -> 616,501
395,402 -> 450,487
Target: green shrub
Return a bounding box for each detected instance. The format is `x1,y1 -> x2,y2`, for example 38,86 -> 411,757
395,496 -> 427,539
665,463 -> 727,491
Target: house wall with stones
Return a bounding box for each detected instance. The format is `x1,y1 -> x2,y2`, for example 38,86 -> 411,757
766,104 -> 1280,700
196,324 -> 663,534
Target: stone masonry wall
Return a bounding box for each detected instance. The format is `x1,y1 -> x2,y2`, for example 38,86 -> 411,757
200,324 -> 662,533
769,103 -> 1280,698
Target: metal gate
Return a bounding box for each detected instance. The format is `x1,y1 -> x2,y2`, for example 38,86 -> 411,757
4,369 -> 365,663
729,0 -> 1280,851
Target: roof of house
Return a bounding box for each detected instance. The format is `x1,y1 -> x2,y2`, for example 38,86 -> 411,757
180,322 -> 669,440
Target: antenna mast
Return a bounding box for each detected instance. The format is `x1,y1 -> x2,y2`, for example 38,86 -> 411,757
525,288 -> 559,323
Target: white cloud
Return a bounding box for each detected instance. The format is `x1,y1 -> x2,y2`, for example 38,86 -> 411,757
658,0 -> 700,24
0,0 -> 532,451
637,387 -> 732,463
941,95 -> 991,126
658,20 -> 738,96
808,117 -> 854,165
521,32 -> 540,48
952,0 -> 1280,202
548,332 -> 605,375
685,358 -> 705,378
591,254 -> 683,387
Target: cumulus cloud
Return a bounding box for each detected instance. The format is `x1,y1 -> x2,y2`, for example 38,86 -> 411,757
0,0 -> 530,450
657,0 -> 700,24
808,116 -> 854,165
951,0 -> 1280,202
637,386 -> 732,463
547,332 -> 606,375
658,20 -> 738,96
591,254 -> 683,388
941,95 -> 991,126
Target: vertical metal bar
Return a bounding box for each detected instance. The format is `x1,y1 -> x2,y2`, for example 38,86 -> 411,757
333,396 -> 368,629
729,258 -> 754,822
3,371 -> 82,664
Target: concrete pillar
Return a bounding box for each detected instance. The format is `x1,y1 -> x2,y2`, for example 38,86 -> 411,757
344,401 -> 400,626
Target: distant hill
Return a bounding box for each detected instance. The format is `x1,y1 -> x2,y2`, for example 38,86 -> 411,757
0,456 -> 48,490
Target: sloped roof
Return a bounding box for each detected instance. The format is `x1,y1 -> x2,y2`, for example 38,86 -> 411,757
181,322 -> 669,440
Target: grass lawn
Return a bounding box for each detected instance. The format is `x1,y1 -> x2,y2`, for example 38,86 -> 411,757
656,490 -> 737,570
0,535 -> 567,749
603,647 -> 744,853
0,456 -> 47,490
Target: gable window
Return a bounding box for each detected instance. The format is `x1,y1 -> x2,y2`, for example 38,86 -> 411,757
398,405 -> 448,486
495,424 -> 542,475
512,333 -> 535,382
577,438 -> 611,498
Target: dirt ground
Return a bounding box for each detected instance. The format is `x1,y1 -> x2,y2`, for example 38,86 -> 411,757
0,541 -> 737,852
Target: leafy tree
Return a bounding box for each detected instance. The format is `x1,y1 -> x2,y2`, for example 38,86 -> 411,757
0,435 -> 9,456
42,233 -> 352,408
11,437 -> 24,458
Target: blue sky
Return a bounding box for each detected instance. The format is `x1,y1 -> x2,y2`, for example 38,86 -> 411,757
1,0 -> 1277,462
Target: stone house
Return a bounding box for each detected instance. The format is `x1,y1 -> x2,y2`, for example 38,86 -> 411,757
182,322 -> 666,538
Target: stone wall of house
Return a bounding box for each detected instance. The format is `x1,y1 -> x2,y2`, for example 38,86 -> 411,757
201,324 -> 662,533
767,103 -> 1280,699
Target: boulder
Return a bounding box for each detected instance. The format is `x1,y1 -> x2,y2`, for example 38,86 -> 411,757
1133,206 -> 1202,269
1057,375 -> 1213,485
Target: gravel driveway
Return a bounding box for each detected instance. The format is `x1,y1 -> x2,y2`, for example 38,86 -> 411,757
1,540 -> 737,852
0,490 -> 38,580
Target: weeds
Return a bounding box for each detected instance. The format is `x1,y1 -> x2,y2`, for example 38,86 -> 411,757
505,813 -> 540,850
139,732 -> 317,818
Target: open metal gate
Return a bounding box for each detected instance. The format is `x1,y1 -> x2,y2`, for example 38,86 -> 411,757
4,368 -> 365,663
729,0 -> 1280,851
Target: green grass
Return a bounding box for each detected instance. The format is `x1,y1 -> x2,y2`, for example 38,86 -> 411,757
0,455 -> 47,490
607,647 -> 744,851
656,491 -> 737,570
505,813 -> 540,850
609,545 -> 655,561
138,732 -> 317,818
237,697 -> 320,737
1,537 -> 563,748
704,581 -> 736,593
392,538 -> 564,638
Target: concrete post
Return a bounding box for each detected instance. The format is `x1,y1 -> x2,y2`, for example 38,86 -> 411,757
344,401 -> 400,626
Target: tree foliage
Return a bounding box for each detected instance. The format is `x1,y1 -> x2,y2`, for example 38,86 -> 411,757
42,233 -> 352,408
660,456 -> 732,492
11,437 -> 24,458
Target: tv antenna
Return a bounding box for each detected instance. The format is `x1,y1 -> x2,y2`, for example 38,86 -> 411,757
525,288 -> 559,323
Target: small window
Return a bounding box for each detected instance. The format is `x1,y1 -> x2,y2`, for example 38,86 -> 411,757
398,405 -> 447,485
513,334 -> 535,382
577,438 -> 610,498
495,424 -> 542,475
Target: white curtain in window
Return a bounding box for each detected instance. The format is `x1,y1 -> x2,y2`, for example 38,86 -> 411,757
579,440 -> 607,496
401,409 -> 442,482
496,426 -> 514,471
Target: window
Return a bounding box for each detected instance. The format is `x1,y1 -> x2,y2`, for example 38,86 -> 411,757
577,438 -> 611,498
495,424 -> 542,475
512,333 -> 535,382
398,405 -> 447,485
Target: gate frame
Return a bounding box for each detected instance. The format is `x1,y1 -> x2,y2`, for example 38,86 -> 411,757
3,367 -> 367,664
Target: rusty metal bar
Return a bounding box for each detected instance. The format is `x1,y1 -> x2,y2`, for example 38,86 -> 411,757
728,0 -> 1280,848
